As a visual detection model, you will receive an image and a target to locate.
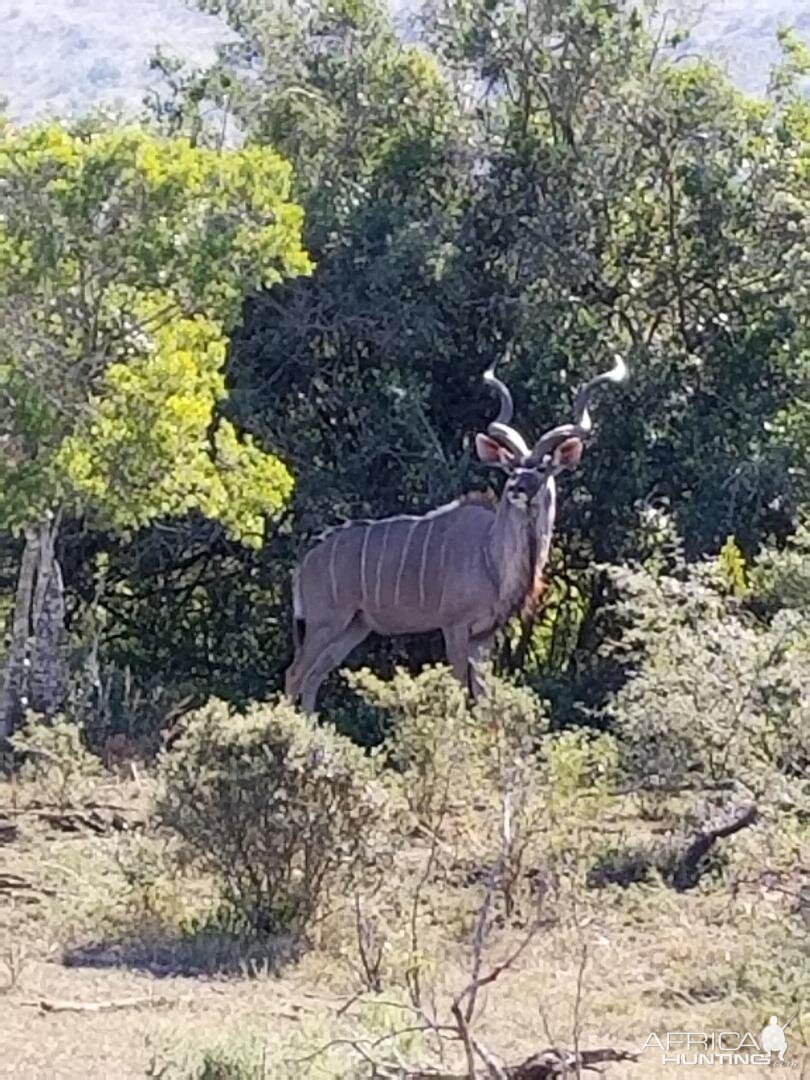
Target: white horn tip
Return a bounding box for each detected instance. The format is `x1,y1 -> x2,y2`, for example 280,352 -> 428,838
610,355 -> 628,382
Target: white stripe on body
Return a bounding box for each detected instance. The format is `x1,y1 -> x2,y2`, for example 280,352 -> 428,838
393,520 -> 419,606
374,521 -> 391,609
359,524 -> 372,605
328,532 -> 340,605
418,518 -> 435,608
437,535 -> 448,611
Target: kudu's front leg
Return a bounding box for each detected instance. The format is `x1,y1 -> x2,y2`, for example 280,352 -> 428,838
468,631 -> 495,700
443,624 -> 480,699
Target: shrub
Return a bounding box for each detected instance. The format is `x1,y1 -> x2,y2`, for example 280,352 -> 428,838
156,698 -> 392,938
748,524 -> 810,616
10,713 -> 103,809
471,676 -> 551,911
349,664 -> 557,917
346,664 -> 476,829
607,565 -> 810,799
187,1039 -> 267,1080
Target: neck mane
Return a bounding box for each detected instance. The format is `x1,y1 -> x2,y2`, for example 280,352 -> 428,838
489,479 -> 556,622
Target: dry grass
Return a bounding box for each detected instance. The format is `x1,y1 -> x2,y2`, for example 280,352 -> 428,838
1,774 -> 808,1080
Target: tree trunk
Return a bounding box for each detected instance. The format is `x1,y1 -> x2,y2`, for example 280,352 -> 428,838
0,516 -> 66,740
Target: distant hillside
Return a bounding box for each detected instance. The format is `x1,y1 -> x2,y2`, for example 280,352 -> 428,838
0,0 -> 225,124
0,0 -> 808,124
680,0 -> 810,94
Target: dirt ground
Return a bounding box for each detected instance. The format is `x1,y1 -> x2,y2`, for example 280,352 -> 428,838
2,776 -> 808,1080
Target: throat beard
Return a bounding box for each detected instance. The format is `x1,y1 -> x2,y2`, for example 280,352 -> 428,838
520,517 -> 546,620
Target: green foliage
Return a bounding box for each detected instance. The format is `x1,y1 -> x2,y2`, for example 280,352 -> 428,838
346,664 -> 476,828
607,563 -> 810,799
10,713 -> 102,809
537,728 -> 619,889
543,729 -> 618,809
717,535 -> 749,598
0,121 -> 310,539
156,698 -> 392,937
55,307 -> 293,541
348,663 -> 621,912
112,833 -> 188,929
164,0 -> 455,248
187,1042 -> 266,1080
748,524 -> 810,614
347,664 -> 549,830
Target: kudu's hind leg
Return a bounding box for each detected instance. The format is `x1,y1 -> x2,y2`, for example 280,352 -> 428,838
298,614 -> 370,713
442,624 -> 474,696
284,656 -> 306,704
285,618 -> 353,704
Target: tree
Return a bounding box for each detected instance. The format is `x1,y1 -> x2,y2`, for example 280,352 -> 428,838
0,121 -> 311,735
132,0 -> 808,715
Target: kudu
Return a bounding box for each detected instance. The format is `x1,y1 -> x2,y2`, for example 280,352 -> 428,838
285,357 -> 627,711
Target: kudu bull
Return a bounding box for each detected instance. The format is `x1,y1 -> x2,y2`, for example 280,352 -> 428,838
285,357 -> 627,711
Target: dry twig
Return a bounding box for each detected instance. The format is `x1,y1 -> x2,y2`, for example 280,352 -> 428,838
24,995 -> 181,1014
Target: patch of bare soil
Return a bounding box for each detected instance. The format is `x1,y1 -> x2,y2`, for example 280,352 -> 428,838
1,778 -> 807,1080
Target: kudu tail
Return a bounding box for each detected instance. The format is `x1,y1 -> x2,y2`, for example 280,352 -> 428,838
291,567 -> 306,650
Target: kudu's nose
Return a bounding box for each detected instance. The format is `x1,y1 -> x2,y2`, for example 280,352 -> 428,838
513,470 -> 543,500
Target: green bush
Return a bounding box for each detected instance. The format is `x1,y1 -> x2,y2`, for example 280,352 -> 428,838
346,664 -> 549,825
10,713 -> 103,809
748,524 -> 810,616
156,698 -> 391,937
346,664 -> 475,829
187,1040 -> 266,1080
607,564 -> 810,799
348,664 -> 557,916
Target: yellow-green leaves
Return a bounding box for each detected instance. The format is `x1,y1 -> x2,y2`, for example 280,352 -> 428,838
56,309 -> 293,546
717,536 -> 749,598
0,120 -> 311,540
0,123 -> 312,330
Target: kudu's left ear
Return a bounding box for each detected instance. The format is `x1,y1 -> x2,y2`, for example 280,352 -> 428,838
551,437 -> 584,470
475,433 -> 516,470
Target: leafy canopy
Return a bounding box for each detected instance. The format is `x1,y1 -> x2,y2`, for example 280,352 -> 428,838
0,122 -> 312,541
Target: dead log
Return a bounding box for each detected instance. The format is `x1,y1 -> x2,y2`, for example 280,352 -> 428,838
373,1046 -> 640,1078
0,872 -> 35,892
668,802 -> 758,892
37,808 -> 133,835
0,872 -> 55,899
506,1047 -> 640,1077
24,995 -> 178,1015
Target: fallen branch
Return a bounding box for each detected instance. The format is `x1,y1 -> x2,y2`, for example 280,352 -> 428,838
668,802 -> 758,892
24,995 -> 179,1015
0,873 -> 55,898
372,1046 -> 640,1079
505,1047 -> 640,1078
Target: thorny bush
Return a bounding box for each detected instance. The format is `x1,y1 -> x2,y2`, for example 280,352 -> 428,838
605,561 -> 810,802
156,698 -> 394,937
10,713 -> 103,809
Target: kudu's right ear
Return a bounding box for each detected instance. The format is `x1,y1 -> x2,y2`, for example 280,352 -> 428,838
475,433 -> 516,470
